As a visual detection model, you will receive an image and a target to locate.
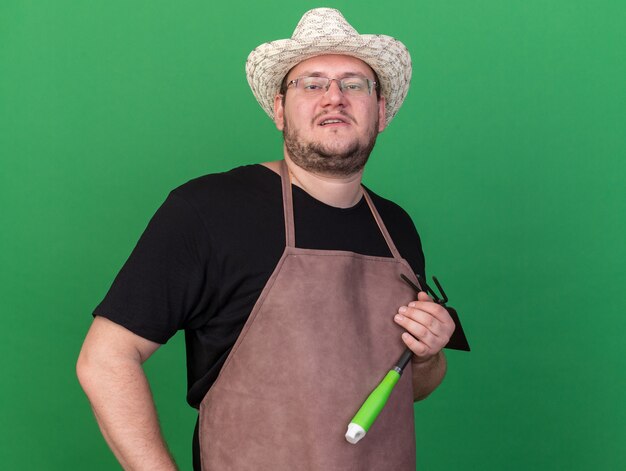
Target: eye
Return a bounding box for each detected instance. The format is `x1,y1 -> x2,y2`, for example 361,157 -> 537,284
304,83 -> 323,90
344,82 -> 363,90
300,77 -> 326,91
341,78 -> 368,93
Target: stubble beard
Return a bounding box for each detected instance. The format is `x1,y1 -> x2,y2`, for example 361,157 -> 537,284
282,115 -> 379,177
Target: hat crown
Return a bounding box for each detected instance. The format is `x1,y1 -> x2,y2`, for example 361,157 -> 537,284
291,8 -> 359,40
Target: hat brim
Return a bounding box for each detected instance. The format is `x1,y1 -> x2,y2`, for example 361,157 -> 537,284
246,34 -> 411,125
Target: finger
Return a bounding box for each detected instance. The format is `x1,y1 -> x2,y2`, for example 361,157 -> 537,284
394,311 -> 437,347
401,332 -> 429,356
408,299 -> 453,325
417,291 -> 432,302
396,307 -> 443,338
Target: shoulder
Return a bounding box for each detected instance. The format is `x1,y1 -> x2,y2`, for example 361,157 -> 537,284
364,186 -> 416,229
168,164 -> 281,215
157,164 -> 284,247
173,164 -> 277,200
364,186 -> 426,277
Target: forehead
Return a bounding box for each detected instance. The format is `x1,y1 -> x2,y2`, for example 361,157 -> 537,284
287,54 -> 376,79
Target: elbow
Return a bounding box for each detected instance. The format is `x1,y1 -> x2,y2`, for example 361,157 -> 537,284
413,384 -> 440,402
76,345 -> 96,394
76,340 -> 110,397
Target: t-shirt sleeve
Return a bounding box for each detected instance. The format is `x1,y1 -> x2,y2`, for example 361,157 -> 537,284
93,191 -> 211,344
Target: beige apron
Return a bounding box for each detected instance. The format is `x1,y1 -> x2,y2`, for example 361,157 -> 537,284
199,161 -> 420,470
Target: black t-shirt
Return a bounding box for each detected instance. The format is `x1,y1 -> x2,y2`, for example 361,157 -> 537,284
94,164 -> 425,408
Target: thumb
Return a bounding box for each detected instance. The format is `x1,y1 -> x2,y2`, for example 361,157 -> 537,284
417,290 -> 433,302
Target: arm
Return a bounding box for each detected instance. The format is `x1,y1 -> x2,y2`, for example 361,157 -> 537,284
394,291 -> 455,401
410,350 -> 447,401
76,316 -> 178,470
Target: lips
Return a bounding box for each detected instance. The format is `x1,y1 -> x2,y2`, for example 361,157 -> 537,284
317,115 -> 350,126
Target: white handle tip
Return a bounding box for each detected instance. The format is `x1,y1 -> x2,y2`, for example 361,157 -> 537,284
345,423 -> 366,444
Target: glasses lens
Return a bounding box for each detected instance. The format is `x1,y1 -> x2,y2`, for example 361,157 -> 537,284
299,77 -> 329,92
341,77 -> 369,95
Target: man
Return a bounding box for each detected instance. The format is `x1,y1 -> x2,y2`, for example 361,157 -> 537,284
77,8 -> 455,470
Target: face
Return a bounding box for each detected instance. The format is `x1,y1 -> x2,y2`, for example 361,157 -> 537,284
274,54 -> 386,177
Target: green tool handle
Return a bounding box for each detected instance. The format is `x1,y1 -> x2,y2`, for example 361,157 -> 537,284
345,369 -> 401,443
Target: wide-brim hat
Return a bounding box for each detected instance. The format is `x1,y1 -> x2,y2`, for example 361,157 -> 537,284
245,8 -> 412,125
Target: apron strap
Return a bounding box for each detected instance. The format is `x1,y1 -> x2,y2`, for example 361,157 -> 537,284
362,189 -> 404,261
279,160 -> 404,260
280,160 -> 296,247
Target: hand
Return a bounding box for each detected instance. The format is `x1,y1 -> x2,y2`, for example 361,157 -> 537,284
394,291 -> 456,363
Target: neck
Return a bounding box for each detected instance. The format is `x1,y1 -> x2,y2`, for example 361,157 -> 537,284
279,153 -> 364,208
262,156 -> 364,208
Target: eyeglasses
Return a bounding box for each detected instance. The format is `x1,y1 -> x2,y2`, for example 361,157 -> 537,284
286,76 -> 377,97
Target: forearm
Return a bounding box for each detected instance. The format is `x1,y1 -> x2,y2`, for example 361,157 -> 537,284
411,350 -> 447,401
77,319 -> 176,470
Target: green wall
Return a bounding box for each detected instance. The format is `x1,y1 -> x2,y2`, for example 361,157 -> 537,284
1,1 -> 624,469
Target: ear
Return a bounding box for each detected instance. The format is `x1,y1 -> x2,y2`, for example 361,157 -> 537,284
274,94 -> 285,131
377,95 -> 387,132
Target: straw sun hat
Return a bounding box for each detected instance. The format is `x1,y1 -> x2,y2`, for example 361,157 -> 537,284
245,8 -> 412,125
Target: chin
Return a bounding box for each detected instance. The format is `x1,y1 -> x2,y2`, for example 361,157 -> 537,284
317,140 -> 360,156
283,121 -> 377,176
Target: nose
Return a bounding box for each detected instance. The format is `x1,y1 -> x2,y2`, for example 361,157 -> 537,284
321,79 -> 347,106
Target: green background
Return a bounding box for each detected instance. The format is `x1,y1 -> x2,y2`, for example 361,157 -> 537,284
1,1 -> 624,469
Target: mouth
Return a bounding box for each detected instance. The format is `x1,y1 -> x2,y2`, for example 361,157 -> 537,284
317,115 -> 351,127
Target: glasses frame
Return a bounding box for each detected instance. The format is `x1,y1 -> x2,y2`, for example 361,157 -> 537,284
286,75 -> 377,97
